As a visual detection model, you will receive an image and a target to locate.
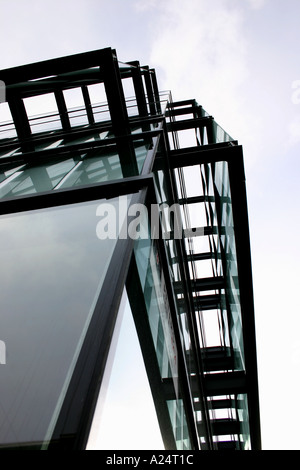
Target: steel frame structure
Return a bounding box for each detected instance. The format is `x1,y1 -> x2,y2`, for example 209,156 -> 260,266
0,48 -> 261,450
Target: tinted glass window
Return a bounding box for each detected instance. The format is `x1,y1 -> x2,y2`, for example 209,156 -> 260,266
0,198 -> 121,449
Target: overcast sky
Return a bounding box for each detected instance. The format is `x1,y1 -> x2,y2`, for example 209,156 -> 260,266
0,0 -> 299,450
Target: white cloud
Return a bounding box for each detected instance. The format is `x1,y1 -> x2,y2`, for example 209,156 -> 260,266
155,5 -> 245,84
141,0 -> 280,170
247,0 -> 268,10
134,0 -> 160,11
145,0 -> 250,143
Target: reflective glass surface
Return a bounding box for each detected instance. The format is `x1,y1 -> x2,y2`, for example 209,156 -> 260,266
134,234 -> 191,450
87,288 -> 164,450
237,393 -> 251,450
154,161 -> 207,448
212,121 -> 232,143
0,159 -> 76,198
0,140 -> 150,199
214,160 -> 245,369
0,198 -> 121,449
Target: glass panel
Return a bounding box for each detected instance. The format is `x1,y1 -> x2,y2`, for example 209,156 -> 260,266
134,234 -> 191,450
56,142 -> 148,189
237,393 -> 251,449
0,159 -> 77,198
86,288 -> 164,450
0,165 -> 25,184
214,160 -> 245,370
57,150 -> 123,189
134,140 -> 149,173
0,197 -> 123,449
153,161 -> 207,448
0,138 -> 150,199
0,147 -> 20,160
212,120 -> 233,143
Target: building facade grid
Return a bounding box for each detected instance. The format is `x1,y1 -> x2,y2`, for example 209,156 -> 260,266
0,48 -> 260,450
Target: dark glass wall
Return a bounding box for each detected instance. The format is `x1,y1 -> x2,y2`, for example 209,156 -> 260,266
0,198 -> 122,449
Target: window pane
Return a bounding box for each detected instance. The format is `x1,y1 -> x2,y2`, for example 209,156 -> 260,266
87,288 -> 165,450
133,236 -> 192,450
0,198 -> 122,449
0,159 -> 77,198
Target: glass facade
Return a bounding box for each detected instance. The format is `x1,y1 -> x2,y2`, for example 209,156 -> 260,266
0,138 -> 150,199
0,199 -> 120,448
214,160 -> 245,371
0,48 -> 261,450
133,235 -> 191,450
86,288 -> 165,450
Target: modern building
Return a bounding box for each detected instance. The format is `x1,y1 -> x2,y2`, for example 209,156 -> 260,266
0,48 -> 261,450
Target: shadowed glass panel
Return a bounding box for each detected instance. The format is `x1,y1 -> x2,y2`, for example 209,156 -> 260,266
0,198 -> 123,449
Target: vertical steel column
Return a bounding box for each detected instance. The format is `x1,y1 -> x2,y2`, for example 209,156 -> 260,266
81,85 -> 95,125
143,66 -> 157,116
127,61 -> 148,118
102,49 -> 138,178
7,94 -> 33,152
54,89 -> 71,131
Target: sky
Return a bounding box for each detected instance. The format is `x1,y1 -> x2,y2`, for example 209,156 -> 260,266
0,0 -> 299,450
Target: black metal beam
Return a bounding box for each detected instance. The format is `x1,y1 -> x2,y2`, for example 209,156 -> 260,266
207,399 -> 234,410
210,419 -> 240,436
150,68 -> 162,114
192,276 -> 225,292
217,440 -> 238,450
173,277 -> 223,294
0,173 -> 153,215
0,47 -> 116,85
165,371 -> 247,399
167,99 -> 197,109
203,371 -> 247,396
195,294 -> 221,311
166,105 -> 198,118
54,89 -> 71,131
169,144 -> 242,169
166,116 -> 213,133
185,347 -> 234,374
227,153 -> 261,450
127,61 -> 148,118
154,133 -> 214,449
177,294 -> 220,311
7,95 -> 33,152
101,50 -> 138,177
0,124 -> 163,167
187,252 -> 215,262
143,66 -> 156,116
178,195 -> 215,205
81,85 -> 95,125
